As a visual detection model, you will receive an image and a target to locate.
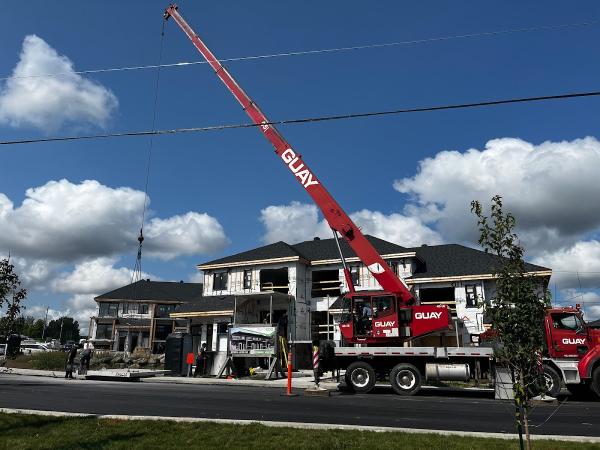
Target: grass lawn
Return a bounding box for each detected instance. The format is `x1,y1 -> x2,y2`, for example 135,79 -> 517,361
0,413 -> 597,449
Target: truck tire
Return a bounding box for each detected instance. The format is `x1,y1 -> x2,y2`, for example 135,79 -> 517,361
390,363 -> 422,396
591,367 -> 600,398
541,365 -> 562,398
345,361 -> 376,394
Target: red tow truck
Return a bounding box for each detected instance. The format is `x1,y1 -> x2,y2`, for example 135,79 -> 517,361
164,5 -> 600,398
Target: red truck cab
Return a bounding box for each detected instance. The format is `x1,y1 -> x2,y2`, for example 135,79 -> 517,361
545,307 -> 593,359
542,307 -> 600,397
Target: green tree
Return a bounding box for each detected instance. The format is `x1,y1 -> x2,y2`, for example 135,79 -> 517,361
45,317 -> 81,343
471,195 -> 549,450
0,258 -> 27,336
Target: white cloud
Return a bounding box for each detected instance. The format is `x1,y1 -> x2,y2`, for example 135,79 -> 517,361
145,212 -> 230,260
0,179 -> 228,331
26,305 -> 66,322
27,256 -> 161,334
0,179 -> 229,262
188,271 -> 204,284
259,201 -> 441,247
260,202 -> 330,244
533,241 -> 600,290
6,256 -> 59,290
26,299 -> 95,334
554,289 -> 600,321
395,137 -> 600,253
350,210 -> 443,247
52,257 -> 153,295
587,304 -> 600,322
0,35 -> 118,131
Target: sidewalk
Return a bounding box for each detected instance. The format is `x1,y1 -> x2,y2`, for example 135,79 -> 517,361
2,367 -> 339,390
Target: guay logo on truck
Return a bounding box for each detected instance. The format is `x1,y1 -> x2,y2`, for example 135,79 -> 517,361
281,149 -> 319,189
415,312 -> 443,320
374,320 -> 396,328
562,338 -> 586,345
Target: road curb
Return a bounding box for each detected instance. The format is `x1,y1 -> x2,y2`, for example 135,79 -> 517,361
0,408 -> 598,443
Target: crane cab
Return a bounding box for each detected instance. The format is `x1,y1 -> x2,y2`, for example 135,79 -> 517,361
338,291 -> 450,345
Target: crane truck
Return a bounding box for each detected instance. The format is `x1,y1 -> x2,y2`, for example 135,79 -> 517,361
163,4 -> 600,399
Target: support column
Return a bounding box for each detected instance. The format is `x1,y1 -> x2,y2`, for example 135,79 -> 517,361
113,330 -> 120,351
211,322 -> 218,352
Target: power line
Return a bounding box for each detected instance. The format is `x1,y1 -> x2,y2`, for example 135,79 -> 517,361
1,89 -> 599,146
2,19 -> 600,82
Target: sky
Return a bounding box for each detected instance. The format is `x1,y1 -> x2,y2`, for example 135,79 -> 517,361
1,0 -> 600,331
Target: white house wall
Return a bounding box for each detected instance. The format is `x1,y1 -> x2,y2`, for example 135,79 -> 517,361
453,281 -> 485,336
202,263 -> 311,342
414,281 -> 486,337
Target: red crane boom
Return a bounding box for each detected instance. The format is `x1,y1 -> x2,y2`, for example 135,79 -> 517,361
164,4 -> 413,304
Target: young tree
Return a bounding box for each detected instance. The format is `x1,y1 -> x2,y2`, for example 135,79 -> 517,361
0,258 -> 27,336
471,196 -> 549,450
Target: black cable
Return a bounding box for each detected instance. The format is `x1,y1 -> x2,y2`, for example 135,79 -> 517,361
1,90 -> 599,146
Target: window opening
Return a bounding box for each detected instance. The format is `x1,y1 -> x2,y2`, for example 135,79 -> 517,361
350,266 -> 360,286
243,269 -> 252,290
213,272 -> 228,291
311,269 -> 341,297
465,285 -> 478,308
552,313 -> 584,331
260,268 -> 289,294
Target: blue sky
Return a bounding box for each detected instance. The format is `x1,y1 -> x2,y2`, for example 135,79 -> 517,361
1,0 -> 600,327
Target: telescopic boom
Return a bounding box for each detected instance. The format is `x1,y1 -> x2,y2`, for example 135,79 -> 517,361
164,4 -> 413,304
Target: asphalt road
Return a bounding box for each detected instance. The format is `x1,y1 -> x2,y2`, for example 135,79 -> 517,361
0,375 -> 599,437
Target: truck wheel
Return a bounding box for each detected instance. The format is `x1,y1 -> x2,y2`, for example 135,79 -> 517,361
591,367 -> 600,398
541,365 -> 562,398
390,363 -> 421,396
345,361 -> 376,394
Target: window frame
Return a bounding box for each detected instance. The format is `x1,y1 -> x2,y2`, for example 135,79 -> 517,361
465,285 -> 478,308
350,265 -> 360,286
213,271 -> 228,291
243,269 -> 252,290
95,323 -> 113,340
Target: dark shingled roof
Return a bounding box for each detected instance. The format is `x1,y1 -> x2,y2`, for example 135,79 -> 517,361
95,280 -> 203,303
201,241 -> 303,266
174,292 -> 291,314
292,235 -> 409,261
407,244 -> 549,279
201,235 -> 410,266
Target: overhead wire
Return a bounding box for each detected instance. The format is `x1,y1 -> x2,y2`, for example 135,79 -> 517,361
1,89 -> 599,146
130,19 -> 166,287
1,19 -> 600,81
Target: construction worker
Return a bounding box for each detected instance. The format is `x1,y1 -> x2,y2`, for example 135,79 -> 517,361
194,343 -> 207,377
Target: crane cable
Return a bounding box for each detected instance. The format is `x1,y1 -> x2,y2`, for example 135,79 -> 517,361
131,19 -> 166,287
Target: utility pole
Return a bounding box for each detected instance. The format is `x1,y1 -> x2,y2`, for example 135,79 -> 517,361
59,318 -> 64,344
41,306 -> 49,341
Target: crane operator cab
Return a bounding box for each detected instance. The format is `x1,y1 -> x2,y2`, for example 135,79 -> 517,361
338,291 -> 451,345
